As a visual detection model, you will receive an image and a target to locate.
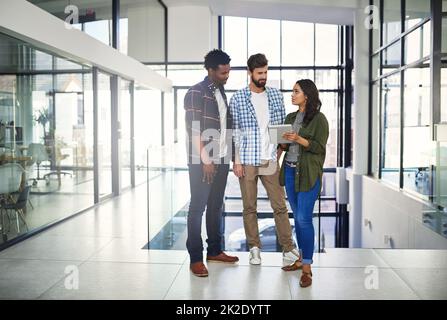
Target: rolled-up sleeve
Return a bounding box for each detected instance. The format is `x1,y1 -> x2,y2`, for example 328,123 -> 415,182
303,115 -> 329,155
229,95 -> 241,147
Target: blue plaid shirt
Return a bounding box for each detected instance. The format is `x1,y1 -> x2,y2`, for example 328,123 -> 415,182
229,86 -> 286,166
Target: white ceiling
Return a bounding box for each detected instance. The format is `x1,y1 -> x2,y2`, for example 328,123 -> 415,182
166,0 -> 363,25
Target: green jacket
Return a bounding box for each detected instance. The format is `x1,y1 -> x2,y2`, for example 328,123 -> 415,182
279,111 -> 329,193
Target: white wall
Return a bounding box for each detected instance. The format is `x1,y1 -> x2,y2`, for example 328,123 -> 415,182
127,3 -> 165,62
349,0 -> 370,247
362,176 -> 447,249
168,5 -> 219,62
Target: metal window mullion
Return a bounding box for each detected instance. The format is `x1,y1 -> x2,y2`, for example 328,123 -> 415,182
130,80 -> 135,188
111,75 -> 120,196
399,0 -> 405,189
93,67 -> 99,204
431,0 -> 442,136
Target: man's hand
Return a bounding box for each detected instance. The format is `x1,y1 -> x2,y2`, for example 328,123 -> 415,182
202,163 -> 216,184
233,163 -> 244,178
276,148 -> 283,161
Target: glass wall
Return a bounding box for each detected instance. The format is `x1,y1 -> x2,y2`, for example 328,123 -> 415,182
0,32 -> 95,244
370,0 -> 446,227
28,0 -> 113,46
134,85 -> 162,186
120,78 -> 132,189
97,72 -> 112,198
222,16 -> 342,249
222,17 -> 341,160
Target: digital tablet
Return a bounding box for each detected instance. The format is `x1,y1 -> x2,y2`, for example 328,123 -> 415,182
268,124 -> 294,144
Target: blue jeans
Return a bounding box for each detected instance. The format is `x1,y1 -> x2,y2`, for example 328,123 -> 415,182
186,162 -> 229,263
284,163 -> 320,265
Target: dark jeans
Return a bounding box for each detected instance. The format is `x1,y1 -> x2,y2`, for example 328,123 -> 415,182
186,162 -> 229,263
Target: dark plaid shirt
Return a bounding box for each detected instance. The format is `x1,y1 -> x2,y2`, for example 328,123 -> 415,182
184,76 -> 234,165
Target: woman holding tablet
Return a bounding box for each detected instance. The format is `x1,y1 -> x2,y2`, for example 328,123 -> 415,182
277,79 -> 329,288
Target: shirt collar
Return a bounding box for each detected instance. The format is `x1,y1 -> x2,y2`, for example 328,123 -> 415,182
244,86 -> 270,98
203,76 -> 222,93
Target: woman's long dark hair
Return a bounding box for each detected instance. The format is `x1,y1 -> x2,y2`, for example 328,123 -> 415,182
296,79 -> 321,126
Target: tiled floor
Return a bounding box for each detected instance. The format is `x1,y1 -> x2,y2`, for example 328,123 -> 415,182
0,185 -> 446,300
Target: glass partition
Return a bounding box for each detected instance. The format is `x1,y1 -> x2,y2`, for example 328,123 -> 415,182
0,32 -> 95,244
29,0 -> 113,46
380,73 -> 401,187
120,78 -> 132,189
97,72 -> 112,198
134,85 -> 162,186
369,0 -> 447,243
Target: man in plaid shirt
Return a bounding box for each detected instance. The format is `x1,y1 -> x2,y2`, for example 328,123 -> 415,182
184,49 -> 239,277
229,53 -> 300,265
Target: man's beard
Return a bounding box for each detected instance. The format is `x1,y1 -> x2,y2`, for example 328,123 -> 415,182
252,77 -> 266,88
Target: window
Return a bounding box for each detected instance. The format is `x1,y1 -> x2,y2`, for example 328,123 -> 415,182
372,0 -> 381,52
134,86 -> 162,185
383,0 -> 401,45
320,92 -> 338,169
247,18 -> 280,65
315,70 -> 339,89
120,79 -> 132,189
225,70 -> 248,91
403,67 -> 433,196
405,0 -> 430,30
404,21 -> 431,64
223,16 -> 248,67
370,0 -> 447,213
281,70 -> 314,92
383,41 -> 401,74
380,73 -> 401,187
281,21 -> 314,66
315,24 -> 339,66
29,0 -> 114,47
371,82 -> 380,178
97,72 -> 112,197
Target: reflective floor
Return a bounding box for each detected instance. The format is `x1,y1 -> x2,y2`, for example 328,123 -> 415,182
0,183 -> 446,300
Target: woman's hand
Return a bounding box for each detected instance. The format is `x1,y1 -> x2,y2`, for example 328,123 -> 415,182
282,132 -> 310,148
282,132 -> 300,143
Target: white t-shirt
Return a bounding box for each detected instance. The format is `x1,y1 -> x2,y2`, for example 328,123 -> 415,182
215,88 -> 228,158
251,90 -> 273,160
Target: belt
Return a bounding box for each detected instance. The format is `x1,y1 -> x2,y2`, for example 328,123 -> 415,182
285,161 -> 297,167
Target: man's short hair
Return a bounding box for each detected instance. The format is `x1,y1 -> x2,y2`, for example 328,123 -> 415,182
204,49 -> 231,70
247,53 -> 268,72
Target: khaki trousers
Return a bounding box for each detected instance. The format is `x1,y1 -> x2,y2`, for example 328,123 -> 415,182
238,161 -> 295,252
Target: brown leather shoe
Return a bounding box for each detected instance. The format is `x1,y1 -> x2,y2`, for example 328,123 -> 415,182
281,259 -> 303,271
206,252 -> 239,264
299,271 -> 312,288
190,262 -> 208,277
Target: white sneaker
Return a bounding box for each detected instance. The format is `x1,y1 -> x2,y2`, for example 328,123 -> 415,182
249,246 -> 261,265
283,248 -> 301,262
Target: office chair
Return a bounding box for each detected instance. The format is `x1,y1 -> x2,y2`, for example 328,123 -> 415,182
0,163 -> 23,241
27,143 -> 50,186
2,185 -> 30,234
43,142 -> 72,185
